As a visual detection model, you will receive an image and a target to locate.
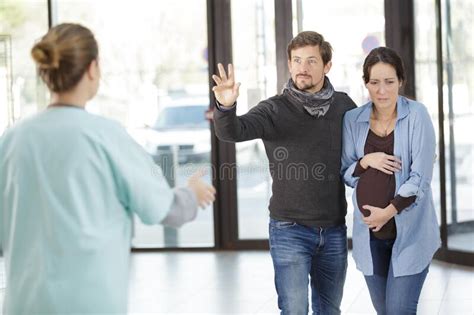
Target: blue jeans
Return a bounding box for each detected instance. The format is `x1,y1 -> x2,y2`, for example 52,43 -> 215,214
364,235 -> 429,315
269,218 -> 348,315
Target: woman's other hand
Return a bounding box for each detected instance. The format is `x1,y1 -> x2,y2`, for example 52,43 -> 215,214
362,204 -> 398,232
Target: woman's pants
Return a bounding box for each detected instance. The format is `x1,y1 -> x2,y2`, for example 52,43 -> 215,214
364,235 -> 429,315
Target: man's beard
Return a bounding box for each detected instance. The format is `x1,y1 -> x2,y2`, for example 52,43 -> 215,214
295,79 -> 316,92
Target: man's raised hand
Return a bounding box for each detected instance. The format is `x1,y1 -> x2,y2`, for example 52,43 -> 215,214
212,63 -> 241,107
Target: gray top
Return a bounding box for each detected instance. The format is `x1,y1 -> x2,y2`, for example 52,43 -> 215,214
162,186 -> 198,228
214,92 -> 356,227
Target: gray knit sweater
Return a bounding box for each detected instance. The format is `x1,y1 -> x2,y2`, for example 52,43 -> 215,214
214,92 -> 356,227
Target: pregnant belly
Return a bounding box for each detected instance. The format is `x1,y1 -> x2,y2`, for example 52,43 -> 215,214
356,169 -> 395,217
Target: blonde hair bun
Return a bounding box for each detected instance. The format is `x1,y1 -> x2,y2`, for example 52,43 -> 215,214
31,41 -> 60,70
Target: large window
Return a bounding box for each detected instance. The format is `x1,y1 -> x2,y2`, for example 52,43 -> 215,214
296,0 -> 385,105
2,1 -> 472,258
54,0 -> 214,248
440,0 -> 473,253
298,0 -> 385,238
231,0 -> 276,240
416,0 -> 473,255
0,0 -> 49,135
414,0 -> 442,227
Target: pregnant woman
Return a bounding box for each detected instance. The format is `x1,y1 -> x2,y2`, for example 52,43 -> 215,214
341,46 -> 440,315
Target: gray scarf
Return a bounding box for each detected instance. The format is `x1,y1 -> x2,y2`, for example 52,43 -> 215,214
282,76 -> 335,117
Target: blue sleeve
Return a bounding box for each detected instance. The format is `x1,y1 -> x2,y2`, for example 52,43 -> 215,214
396,105 -> 436,202
341,113 -> 360,188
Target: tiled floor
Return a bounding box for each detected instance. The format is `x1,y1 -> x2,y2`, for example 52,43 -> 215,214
127,251 -> 473,314
1,251 -> 473,314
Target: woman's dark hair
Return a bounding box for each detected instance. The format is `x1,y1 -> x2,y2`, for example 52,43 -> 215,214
31,23 -> 98,93
362,46 -> 405,84
287,31 -> 333,65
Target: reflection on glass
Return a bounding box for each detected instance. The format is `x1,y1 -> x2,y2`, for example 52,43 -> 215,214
0,0 -> 49,134
232,0 -> 276,240
299,0 -> 385,238
55,0 -> 214,248
441,0 -> 473,253
154,106 -> 209,130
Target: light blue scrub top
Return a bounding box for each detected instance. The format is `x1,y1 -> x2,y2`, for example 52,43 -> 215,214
0,107 -> 175,314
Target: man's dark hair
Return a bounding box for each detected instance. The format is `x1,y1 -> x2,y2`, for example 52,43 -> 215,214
287,31 -> 332,65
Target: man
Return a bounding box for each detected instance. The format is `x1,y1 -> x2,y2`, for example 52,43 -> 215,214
212,31 -> 356,314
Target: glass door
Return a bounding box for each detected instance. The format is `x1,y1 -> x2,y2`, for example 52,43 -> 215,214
231,0 -> 276,241
440,0 -> 473,253
54,0 -> 214,248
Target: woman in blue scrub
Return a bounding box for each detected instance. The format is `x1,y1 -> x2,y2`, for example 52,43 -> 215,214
0,23 -> 215,314
341,47 -> 440,314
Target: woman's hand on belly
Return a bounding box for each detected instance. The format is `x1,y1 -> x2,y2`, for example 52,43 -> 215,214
361,204 -> 398,232
360,152 -> 402,175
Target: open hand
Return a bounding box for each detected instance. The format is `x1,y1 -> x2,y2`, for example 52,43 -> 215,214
212,63 -> 241,107
360,152 -> 402,175
187,169 -> 216,209
362,204 -> 397,232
